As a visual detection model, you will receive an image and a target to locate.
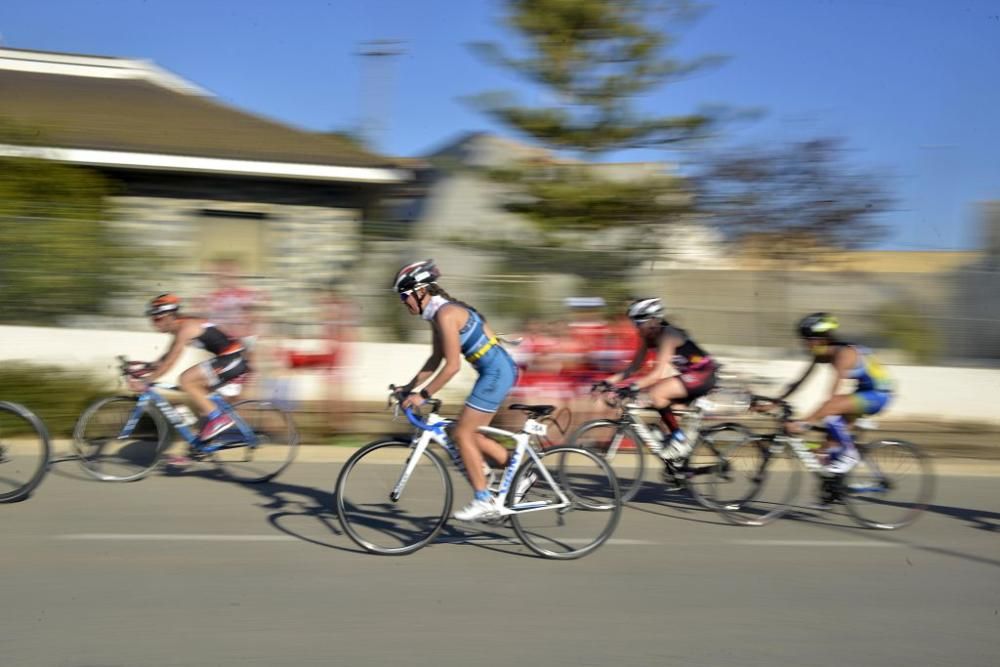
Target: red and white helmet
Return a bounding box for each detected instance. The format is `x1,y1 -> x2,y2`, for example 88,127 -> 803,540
393,259 -> 440,294
146,293 -> 181,317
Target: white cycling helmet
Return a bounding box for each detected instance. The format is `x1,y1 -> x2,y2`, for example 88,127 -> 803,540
627,297 -> 664,323
393,259 -> 440,294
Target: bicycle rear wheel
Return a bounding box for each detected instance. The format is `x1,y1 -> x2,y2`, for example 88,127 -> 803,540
335,439 -> 453,555
509,447 -> 621,560
211,400 -> 298,483
713,435 -> 804,526
0,401 -> 51,503
73,396 -> 168,482
843,440 -> 933,530
569,420 -> 645,502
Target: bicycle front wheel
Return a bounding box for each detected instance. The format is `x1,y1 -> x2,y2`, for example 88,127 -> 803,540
844,440 -> 934,530
683,423 -> 753,510
0,401 -> 51,503
713,435 -> 804,527
73,396 -> 169,482
569,420 -> 645,502
211,400 -> 298,483
335,439 -> 453,555
509,446 -> 621,560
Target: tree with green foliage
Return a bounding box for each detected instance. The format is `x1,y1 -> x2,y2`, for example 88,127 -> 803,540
465,0 -> 724,295
0,120 -> 140,324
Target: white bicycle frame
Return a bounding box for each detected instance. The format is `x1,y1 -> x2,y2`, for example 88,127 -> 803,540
605,397 -> 710,459
393,406 -> 573,517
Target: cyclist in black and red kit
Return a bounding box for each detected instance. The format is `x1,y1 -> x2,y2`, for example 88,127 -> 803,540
129,294 -> 250,447
600,297 -> 719,461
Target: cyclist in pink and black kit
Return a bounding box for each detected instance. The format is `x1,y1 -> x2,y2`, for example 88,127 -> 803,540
601,298 -> 719,461
131,294 -> 250,452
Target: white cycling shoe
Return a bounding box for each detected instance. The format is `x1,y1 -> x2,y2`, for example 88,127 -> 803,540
454,496 -> 503,522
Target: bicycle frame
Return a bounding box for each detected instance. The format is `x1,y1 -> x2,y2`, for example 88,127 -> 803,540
394,407 -> 573,517
605,399 -> 710,459
120,384 -> 257,453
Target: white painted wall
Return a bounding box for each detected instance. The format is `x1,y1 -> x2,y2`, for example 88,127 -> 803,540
2,325 -> 997,424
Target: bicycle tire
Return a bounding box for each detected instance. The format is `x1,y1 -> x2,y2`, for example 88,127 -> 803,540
843,439 -> 934,530
714,435 -> 803,527
73,396 -> 170,482
211,400 -> 299,483
568,419 -> 646,503
0,401 -> 52,503
335,438 -> 453,555
509,446 -> 622,560
682,422 -> 753,510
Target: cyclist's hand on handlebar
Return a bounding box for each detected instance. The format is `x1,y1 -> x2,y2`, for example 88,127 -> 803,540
750,396 -> 779,413
785,420 -> 809,435
126,376 -> 149,393
400,393 -> 425,410
591,380 -> 610,393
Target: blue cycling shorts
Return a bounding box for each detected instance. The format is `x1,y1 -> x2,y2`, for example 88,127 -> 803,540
466,347 -> 519,413
852,390 -> 891,415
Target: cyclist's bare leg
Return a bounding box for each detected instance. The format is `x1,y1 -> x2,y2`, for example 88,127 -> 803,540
452,405 -> 502,492
179,365 -> 215,415
645,377 -> 689,410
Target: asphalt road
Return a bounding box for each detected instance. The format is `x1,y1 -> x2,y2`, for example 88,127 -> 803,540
2,457 -> 998,667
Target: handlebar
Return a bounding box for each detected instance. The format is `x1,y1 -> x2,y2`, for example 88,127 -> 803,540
116,355 -> 154,379
387,384 -> 443,422
750,395 -> 795,421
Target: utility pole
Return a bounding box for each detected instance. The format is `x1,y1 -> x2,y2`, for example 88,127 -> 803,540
358,39 -> 403,151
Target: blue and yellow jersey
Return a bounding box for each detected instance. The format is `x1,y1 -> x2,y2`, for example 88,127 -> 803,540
844,345 -> 893,393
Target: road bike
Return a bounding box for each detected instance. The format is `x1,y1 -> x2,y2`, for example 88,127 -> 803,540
711,396 -> 934,529
335,390 -> 622,559
0,401 -> 51,502
72,356 -> 298,483
568,384 -> 753,505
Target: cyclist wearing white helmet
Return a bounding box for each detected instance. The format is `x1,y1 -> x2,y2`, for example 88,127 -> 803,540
601,297 -> 718,460
773,313 -> 893,497
392,260 -> 520,522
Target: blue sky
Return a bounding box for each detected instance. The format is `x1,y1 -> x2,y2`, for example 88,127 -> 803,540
1,0 -> 998,250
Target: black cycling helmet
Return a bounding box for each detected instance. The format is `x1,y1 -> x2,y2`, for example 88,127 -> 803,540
797,312 -> 839,339
146,293 -> 181,317
393,259 -> 440,294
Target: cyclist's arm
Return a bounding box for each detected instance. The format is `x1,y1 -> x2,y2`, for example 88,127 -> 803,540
419,307 -> 464,397
145,321 -> 199,382
778,359 -> 817,400
400,323 -> 445,393
630,335 -> 680,391
800,347 -> 856,423
607,339 -> 648,384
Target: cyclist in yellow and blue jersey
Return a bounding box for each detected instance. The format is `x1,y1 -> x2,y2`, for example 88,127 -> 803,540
392,260 -> 520,522
777,313 -> 894,500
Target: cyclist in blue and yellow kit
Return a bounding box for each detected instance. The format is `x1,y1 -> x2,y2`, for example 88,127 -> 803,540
777,312 -> 894,504
392,260 -> 519,521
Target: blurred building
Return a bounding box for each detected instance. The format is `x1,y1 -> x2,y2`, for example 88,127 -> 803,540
0,47 -> 409,329
361,131 -> 726,337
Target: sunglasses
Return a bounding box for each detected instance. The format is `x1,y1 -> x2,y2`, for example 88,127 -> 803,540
398,290 -> 413,302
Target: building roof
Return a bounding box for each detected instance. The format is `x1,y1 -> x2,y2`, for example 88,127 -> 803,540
0,48 -> 407,183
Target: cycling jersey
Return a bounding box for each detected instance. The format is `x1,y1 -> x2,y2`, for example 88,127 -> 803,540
845,345 -> 893,393
654,324 -> 716,373
450,304 -> 518,413
188,321 -> 248,389
191,322 -> 244,357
